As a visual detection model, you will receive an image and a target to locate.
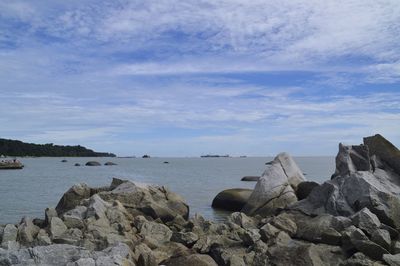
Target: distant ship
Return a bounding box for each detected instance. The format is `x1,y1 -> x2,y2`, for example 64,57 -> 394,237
200,154 -> 230,158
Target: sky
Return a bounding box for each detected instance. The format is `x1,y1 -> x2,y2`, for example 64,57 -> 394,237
0,0 -> 399,156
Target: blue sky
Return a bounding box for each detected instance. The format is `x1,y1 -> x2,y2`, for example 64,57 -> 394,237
0,1 -> 399,156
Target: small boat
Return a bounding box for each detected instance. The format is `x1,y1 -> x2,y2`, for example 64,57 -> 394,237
0,160 -> 24,169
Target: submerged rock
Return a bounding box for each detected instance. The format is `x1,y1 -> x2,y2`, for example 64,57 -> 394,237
212,188 -> 253,211
104,162 -> 117,166
241,176 -> 260,181
85,161 -> 101,166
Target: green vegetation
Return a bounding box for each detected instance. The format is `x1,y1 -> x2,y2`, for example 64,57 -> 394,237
0,138 -> 116,157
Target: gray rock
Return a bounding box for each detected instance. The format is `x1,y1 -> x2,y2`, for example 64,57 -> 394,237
276,152 -> 306,189
63,206 -> 87,229
45,207 -> 58,225
99,180 -> 189,222
350,228 -> 389,260
228,212 -> 257,229
259,223 -> 280,242
56,183 -> 91,215
333,143 -> 371,178
239,229 -> 261,246
50,217 -> 68,239
86,194 -> 111,220
104,162 -> 117,166
171,231 -> 199,247
364,134 -> 400,175
212,188 -> 253,211
85,161 -> 101,166
1,224 -> 17,249
17,217 -> 40,246
241,176 -> 260,181
270,213 -> 297,237
165,254 -> 218,266
383,254 -> 400,266
138,252 -> 157,266
296,181 -> 320,200
352,208 -> 381,236
371,229 -> 391,251
139,221 -> 172,248
36,229 -> 52,246
69,258 -> 96,266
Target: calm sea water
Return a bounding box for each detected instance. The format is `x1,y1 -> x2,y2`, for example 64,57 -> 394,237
0,157 -> 334,224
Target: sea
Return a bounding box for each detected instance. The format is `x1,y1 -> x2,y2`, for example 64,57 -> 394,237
0,157 -> 335,224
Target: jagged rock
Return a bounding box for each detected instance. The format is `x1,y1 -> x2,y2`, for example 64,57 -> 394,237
63,206 -> 87,229
259,223 -> 280,242
50,217 -> 68,239
86,194 -> 111,220
1,224 -> 18,249
268,240 -> 346,266
241,176 -> 260,181
242,152 -> 304,216
333,143 -> 371,178
393,241 -> 400,254
56,183 -> 91,215
350,228 -> 389,260
344,252 -> 382,266
152,242 -> 190,264
53,228 -> 83,245
36,229 -> 52,246
383,254 -> 400,266
228,212 -> 257,229
171,231 -> 199,247
17,217 -> 40,246
239,229 -> 261,246
45,207 -> 58,225
137,252 -> 157,266
211,188 -> 253,211
371,229 -> 391,251
138,221 -> 172,248
296,181 -> 320,200
68,258 -> 96,266
209,246 -> 249,266
270,213 -> 297,237
364,134 -> 400,175
86,161 -> 101,166
165,254 -> 218,266
352,208 -> 381,236
99,180 -> 189,222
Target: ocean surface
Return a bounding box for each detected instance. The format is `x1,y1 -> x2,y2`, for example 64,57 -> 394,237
0,157 -> 335,224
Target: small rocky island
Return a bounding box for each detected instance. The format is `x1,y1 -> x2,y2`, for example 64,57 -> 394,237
1,134 -> 400,265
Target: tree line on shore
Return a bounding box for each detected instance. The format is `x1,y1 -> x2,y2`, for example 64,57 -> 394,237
0,138 -> 115,157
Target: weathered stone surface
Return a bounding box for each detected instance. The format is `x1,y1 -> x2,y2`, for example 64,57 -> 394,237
241,176 -> 260,181
333,143 -> 371,178
171,231 -> 199,247
138,221 -> 172,248
212,188 -> 253,211
86,194 -> 111,220
165,254 -> 218,266
45,207 -> 58,225
364,134 -> 400,175
371,229 -> 391,251
228,212 -> 257,229
383,253 -> 400,266
1,224 -> 18,249
296,181 -> 320,200
17,217 -> 40,246
350,228 -> 389,260
50,217 -> 68,239
270,213 -> 297,237
104,162 -> 117,166
56,183 -> 91,215
352,208 -> 381,236
63,206 -> 87,229
99,180 -> 189,222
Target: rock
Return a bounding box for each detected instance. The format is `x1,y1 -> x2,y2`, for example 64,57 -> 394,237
241,176 -> 260,181
239,229 -> 261,246
63,206 -> 87,229
17,217 -> 40,246
61,159 -> 68,162
74,163 -> 81,166
86,194 -> 111,220
211,188 -> 253,211
242,153 -> 303,216
70,258 -> 96,266
85,161 -> 101,166
138,221 -> 172,248
351,208 -> 381,236
56,183 -> 91,215
36,229 -> 52,246
383,254 -> 400,266
50,217 -> 68,239
171,231 -> 199,247
270,213 -> 297,237
296,181 -> 320,200
45,207 -> 58,225
371,229 -> 391,251
333,143 -> 371,178
53,228 -> 83,245
165,254 -> 218,266
228,212 -> 257,229
1,224 -> 18,248
259,223 -> 280,242
268,240 -> 346,266
345,252 -> 380,266
99,180 -> 189,222
364,134 -> 400,175
393,241 -> 400,254
138,252 -> 157,266
104,162 -> 117,166
350,228 -> 389,260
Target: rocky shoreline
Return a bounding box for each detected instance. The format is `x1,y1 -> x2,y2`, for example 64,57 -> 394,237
1,134 -> 400,265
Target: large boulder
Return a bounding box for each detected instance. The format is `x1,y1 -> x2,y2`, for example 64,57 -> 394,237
99,180 -> 189,222
212,188 -> 253,211
296,181 -> 319,200
56,183 -> 91,215
242,153 -> 304,216
364,134 -> 400,175
333,143 -> 371,178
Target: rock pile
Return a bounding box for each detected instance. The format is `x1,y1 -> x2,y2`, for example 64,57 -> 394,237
0,134 -> 399,265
